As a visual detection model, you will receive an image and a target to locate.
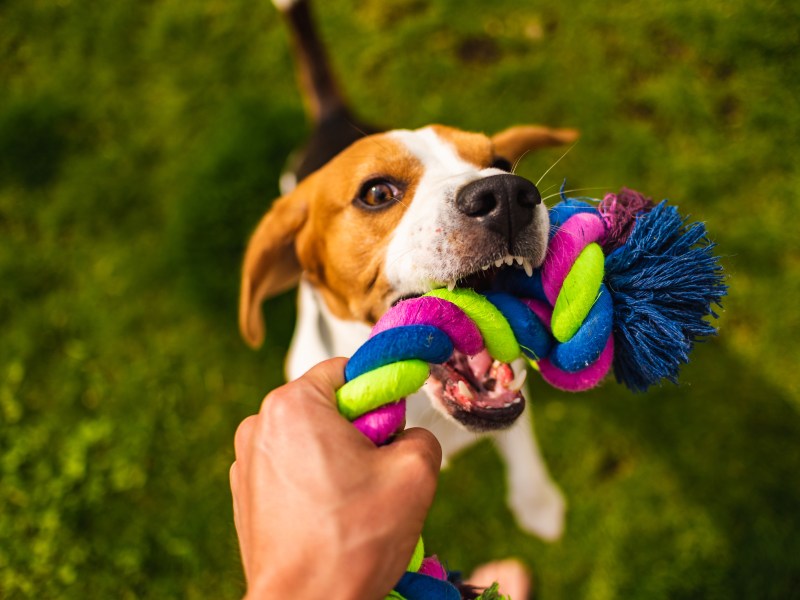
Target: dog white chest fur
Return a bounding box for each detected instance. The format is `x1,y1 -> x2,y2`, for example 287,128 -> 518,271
240,125 -> 569,540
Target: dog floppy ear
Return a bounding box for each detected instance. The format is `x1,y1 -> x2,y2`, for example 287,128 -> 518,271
491,125 -> 579,166
239,189 -> 308,348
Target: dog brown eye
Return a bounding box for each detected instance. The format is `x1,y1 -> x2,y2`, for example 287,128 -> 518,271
491,157 -> 513,172
355,179 -> 402,210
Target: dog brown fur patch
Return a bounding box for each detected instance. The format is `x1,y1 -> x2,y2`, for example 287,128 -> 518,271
491,125 -> 580,164
295,134 -> 423,323
430,124 -> 494,169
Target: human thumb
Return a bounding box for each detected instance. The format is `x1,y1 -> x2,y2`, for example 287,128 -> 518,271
382,427 -> 442,491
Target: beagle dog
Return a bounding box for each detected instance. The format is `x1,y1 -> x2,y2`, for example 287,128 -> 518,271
240,0 -> 578,541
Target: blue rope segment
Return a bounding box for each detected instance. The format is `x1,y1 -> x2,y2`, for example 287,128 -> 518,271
484,291 -> 552,360
605,201 -> 727,392
548,198 -> 597,238
549,283 -> 613,372
395,572 -> 461,600
344,325 -> 454,382
493,268 -> 547,302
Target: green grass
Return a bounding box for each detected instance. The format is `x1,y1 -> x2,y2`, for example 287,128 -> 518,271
1,0 -> 799,597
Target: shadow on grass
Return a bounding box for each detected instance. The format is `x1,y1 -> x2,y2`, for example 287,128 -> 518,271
425,339 -> 800,599
599,342 -> 800,599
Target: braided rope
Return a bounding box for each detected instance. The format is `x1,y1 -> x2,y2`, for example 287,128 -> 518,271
336,209 -> 615,443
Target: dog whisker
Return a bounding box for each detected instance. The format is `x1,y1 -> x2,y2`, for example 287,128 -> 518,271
538,181 -> 561,198
383,245 -> 418,273
512,150 -> 532,174
346,120 -> 375,142
390,194 -> 409,209
535,141 -> 579,187
540,187 -> 610,203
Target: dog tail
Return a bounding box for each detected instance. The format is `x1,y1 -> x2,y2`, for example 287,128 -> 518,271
273,0 -> 349,123
273,0 -> 379,186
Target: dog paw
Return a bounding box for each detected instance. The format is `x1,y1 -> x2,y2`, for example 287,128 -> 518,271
508,480 -> 566,542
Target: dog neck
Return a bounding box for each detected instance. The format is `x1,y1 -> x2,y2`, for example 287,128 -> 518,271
286,279 -> 373,380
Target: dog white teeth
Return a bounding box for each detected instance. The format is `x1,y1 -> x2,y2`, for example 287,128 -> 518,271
447,280 -> 456,291
512,397 -> 522,404
508,369 -> 528,392
495,258 -> 504,268
514,256 -> 523,265
457,380 -> 474,400
482,264 -> 491,270
523,259 -> 533,277
504,255 -> 514,266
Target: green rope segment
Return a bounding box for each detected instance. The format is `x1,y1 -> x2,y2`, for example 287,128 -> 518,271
336,360 -> 430,420
424,288 -> 520,363
551,242 -> 605,343
408,536 -> 425,572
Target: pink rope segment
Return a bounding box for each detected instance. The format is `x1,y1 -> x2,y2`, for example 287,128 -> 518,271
371,295 -> 484,355
541,212 -> 606,305
352,400 -> 406,445
519,295 -> 613,391
538,335 -> 614,392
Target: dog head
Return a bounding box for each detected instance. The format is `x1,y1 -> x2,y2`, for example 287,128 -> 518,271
240,124 -> 577,431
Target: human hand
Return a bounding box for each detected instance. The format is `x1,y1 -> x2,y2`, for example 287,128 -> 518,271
230,357 -> 442,599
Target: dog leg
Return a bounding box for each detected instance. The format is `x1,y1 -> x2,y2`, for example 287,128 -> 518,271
409,387 -> 565,541
406,392 -> 480,468
492,390 -> 566,541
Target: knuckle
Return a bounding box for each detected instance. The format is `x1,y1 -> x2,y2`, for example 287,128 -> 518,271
406,432 -> 442,472
260,389 -> 297,425
229,462 -> 239,489
400,444 -> 439,482
233,416 -> 257,457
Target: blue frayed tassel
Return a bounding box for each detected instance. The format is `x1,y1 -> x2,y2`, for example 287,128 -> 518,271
605,201 -> 727,392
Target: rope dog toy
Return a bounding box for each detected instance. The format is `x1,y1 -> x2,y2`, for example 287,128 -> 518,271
334,188 -> 726,599
339,188 -> 727,442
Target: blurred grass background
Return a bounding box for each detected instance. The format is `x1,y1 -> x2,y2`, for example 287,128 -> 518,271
1,0 -> 799,597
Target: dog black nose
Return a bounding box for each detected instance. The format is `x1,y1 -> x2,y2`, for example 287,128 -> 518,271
455,174 -> 542,242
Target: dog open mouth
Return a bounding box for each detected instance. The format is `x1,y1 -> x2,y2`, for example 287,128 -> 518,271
399,254 -> 534,431
428,349 -> 527,431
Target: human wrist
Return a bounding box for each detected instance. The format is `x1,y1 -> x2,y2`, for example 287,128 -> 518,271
243,560 -> 371,600
244,572 -> 303,600
243,562 -> 303,600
